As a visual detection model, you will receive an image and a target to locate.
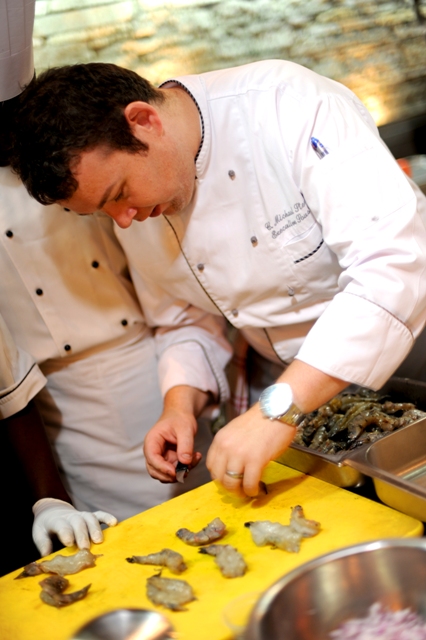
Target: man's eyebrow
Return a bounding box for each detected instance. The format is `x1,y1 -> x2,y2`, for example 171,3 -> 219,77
97,184 -> 115,210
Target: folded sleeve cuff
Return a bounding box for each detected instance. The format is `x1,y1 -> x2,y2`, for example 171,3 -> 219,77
155,327 -> 231,402
0,362 -> 46,419
296,292 -> 415,389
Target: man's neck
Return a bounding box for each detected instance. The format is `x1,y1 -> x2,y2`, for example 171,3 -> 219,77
160,82 -> 202,162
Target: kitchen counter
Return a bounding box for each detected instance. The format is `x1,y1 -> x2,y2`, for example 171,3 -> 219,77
0,462 -> 423,640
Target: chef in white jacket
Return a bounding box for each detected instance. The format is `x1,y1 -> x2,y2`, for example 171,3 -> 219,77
0,0 -> 80,566
0,313 -> 101,571
9,59 -> 426,499
0,166 -> 231,555
0,0 -> 231,561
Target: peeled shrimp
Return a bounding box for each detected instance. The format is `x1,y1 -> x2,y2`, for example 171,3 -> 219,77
127,548 -> 187,574
245,505 -> 320,553
289,504 -> 321,537
176,517 -> 226,546
146,573 -> 195,611
245,520 -> 303,552
199,544 -> 247,578
15,549 -> 101,578
39,575 -> 91,608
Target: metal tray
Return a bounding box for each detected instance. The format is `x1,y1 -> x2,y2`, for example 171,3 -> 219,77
346,417 -> 426,521
276,377 -> 426,490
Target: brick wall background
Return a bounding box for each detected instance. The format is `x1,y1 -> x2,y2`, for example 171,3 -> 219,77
33,0 -> 426,127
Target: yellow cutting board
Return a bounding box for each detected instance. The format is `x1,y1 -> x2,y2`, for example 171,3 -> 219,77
0,462 -> 423,640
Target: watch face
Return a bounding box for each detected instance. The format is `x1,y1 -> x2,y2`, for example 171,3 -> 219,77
261,383 -> 293,419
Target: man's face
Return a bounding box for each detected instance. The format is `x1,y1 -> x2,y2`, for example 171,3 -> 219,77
61,141 -> 197,229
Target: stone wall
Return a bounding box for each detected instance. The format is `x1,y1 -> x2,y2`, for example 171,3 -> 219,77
33,0 -> 426,126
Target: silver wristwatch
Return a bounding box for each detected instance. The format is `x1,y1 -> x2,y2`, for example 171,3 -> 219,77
259,383 -> 304,426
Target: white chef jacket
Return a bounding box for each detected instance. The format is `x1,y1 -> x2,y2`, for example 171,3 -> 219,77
0,167 -> 230,399
0,167 -> 230,519
0,0 -> 35,101
116,60 -> 426,391
0,312 -> 45,418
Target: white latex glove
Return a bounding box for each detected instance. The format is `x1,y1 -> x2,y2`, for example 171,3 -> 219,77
32,498 -> 118,557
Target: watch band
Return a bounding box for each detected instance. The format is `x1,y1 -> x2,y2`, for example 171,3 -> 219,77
259,383 -> 305,427
275,403 -> 305,426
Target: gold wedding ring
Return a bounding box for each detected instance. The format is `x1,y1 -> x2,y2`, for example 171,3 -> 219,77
225,470 -> 244,479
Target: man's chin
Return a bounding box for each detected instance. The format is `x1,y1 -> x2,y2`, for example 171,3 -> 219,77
149,207 -> 164,218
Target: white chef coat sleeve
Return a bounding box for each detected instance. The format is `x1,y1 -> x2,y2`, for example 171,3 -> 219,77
0,0 -> 35,101
0,314 -> 46,419
290,93 -> 426,389
154,304 -> 232,402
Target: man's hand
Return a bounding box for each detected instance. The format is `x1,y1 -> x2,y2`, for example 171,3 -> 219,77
143,385 -> 210,483
32,498 -> 117,557
143,407 -> 201,482
206,359 -> 349,498
206,403 -> 295,498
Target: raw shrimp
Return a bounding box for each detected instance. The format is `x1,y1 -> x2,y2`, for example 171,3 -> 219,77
199,544 -> 247,578
15,549 -> 101,578
244,520 -> 303,552
127,549 -> 187,574
245,505 -> 320,553
39,575 -> 91,608
294,388 -> 426,453
289,505 -> 321,537
393,408 -> 426,428
381,401 -> 416,413
176,517 -> 226,546
146,573 -> 195,611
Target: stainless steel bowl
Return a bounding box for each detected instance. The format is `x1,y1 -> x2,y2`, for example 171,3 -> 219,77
70,608 -> 174,640
245,538 -> 426,640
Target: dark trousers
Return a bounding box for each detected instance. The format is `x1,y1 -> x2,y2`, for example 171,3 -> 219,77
0,427 -> 39,576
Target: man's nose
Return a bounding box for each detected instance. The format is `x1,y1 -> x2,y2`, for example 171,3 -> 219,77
103,203 -> 136,229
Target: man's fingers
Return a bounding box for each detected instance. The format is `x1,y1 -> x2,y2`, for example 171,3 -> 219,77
220,462 -> 248,498
80,512 -> 105,544
163,450 -> 179,464
63,514 -> 90,549
241,463 -> 264,497
145,461 -> 177,483
55,520 -> 78,548
189,451 -> 202,468
145,453 -> 177,477
176,434 -> 195,465
144,437 -> 178,479
207,448 -> 263,498
93,511 -> 118,528
32,528 -> 53,557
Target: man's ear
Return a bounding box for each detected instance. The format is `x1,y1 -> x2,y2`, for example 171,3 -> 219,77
124,101 -> 163,138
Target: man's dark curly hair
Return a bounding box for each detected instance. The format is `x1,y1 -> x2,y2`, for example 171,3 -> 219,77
9,63 -> 165,205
